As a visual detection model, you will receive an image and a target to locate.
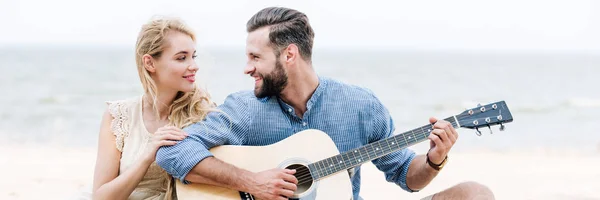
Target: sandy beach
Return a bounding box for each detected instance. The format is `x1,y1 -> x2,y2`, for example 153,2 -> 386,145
1,145 -> 598,200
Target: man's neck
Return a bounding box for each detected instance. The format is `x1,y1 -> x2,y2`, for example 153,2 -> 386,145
279,70 -> 319,119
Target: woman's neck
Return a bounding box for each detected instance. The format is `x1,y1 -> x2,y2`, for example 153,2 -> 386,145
143,90 -> 178,120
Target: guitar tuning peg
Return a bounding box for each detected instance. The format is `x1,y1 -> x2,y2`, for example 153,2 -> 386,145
475,127 -> 482,136
499,123 -> 505,131
477,103 -> 482,107
487,125 -> 493,134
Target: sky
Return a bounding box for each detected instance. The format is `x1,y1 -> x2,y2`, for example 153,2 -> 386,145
0,0 -> 598,52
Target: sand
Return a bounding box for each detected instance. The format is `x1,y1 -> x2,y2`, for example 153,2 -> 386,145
1,145 -> 598,200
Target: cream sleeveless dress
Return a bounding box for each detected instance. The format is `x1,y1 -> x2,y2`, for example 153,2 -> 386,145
105,96 -> 171,199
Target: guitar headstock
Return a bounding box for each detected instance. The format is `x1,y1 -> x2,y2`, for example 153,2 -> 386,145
456,101 -> 513,135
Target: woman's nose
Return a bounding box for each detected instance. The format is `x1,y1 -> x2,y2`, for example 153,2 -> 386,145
189,61 -> 199,71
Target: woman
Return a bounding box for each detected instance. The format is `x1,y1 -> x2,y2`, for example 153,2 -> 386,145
91,16 -> 215,200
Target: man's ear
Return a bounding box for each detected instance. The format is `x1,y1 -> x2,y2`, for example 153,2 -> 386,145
284,44 -> 299,63
143,54 -> 156,73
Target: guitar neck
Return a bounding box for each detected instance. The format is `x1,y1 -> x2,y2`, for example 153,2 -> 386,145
308,116 -> 459,180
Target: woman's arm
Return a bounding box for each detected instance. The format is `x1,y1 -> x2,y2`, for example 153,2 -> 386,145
91,109 -> 152,200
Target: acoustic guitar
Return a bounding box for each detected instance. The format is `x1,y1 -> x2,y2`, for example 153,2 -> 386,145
176,101 -> 513,200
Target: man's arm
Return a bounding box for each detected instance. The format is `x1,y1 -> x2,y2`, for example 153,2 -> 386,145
406,117 -> 458,190
368,93 -> 418,192
186,157 -> 298,200
184,157 -> 254,189
405,155 -> 438,190
155,93 -> 298,200
367,93 -> 457,192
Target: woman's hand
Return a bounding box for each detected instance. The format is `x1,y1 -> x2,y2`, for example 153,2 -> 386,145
143,126 -> 188,163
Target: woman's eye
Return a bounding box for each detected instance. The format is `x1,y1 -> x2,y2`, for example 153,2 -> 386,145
177,56 -> 186,60
192,54 -> 198,59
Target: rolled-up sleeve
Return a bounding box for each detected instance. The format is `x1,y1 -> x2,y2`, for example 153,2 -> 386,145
156,93 -> 251,183
368,95 -> 417,192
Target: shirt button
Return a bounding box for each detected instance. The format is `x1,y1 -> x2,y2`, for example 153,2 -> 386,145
288,108 -> 292,113
302,122 -> 307,126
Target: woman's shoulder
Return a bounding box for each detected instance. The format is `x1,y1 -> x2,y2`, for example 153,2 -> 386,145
106,96 -> 141,108
104,96 -> 141,152
106,96 -> 142,113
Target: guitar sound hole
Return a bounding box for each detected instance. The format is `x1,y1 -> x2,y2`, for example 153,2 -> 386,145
285,164 -> 313,195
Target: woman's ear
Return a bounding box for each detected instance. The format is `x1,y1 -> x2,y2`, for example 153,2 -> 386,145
143,54 -> 156,73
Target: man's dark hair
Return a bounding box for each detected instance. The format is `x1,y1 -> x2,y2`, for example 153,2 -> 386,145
247,7 -> 315,61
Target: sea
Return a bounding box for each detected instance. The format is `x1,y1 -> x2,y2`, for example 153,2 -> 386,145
1,46 -> 599,154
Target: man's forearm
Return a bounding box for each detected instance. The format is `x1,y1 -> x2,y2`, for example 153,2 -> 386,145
184,157 -> 256,192
406,154 -> 439,190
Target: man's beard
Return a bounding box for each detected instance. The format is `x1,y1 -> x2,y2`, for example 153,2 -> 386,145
254,60 -> 288,98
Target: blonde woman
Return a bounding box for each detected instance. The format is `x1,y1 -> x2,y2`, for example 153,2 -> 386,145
91,17 -> 215,200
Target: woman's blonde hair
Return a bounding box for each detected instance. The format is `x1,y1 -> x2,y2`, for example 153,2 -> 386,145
134,16 -> 216,199
135,16 -> 216,128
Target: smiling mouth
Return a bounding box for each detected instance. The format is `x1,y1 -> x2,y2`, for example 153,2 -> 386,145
183,74 -> 195,82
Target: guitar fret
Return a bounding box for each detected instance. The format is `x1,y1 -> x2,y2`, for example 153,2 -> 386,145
385,137 -> 392,156
357,147 -> 364,164
367,143 -> 375,160
326,157 -> 333,175
319,160 -> 325,179
332,156 -> 337,171
350,149 -> 357,167
413,129 -> 425,142
377,140 -> 384,158
312,113 -> 477,180
314,161 -> 320,179
332,156 -> 338,173
331,158 -> 336,175
308,164 -> 318,180
363,144 -> 371,162
344,152 -> 350,168
334,155 -> 341,172
339,155 -> 345,171
384,139 -> 394,154
367,143 -> 373,158
417,127 -> 424,142
392,136 -> 399,152
365,146 -> 371,161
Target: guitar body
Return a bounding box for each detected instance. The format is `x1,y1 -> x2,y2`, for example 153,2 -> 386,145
175,129 -> 353,200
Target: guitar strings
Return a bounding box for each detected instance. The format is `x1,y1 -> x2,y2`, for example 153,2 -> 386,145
295,127 -> 439,185
288,120 -> 466,186
295,172 -> 313,183
293,169 -> 313,182
285,166 -> 312,182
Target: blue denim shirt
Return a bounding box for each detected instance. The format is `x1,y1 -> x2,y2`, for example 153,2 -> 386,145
156,76 -> 416,199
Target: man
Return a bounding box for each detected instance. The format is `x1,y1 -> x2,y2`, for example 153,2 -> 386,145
156,7 -> 494,200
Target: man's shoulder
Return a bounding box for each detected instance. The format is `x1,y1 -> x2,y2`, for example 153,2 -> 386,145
226,90 -> 256,100
218,90 -> 257,107
219,90 -> 278,109
322,77 -> 379,101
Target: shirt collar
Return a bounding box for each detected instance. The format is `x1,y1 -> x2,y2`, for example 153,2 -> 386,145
276,76 -> 328,116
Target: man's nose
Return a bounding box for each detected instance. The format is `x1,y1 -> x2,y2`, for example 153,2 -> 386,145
244,64 -> 255,75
